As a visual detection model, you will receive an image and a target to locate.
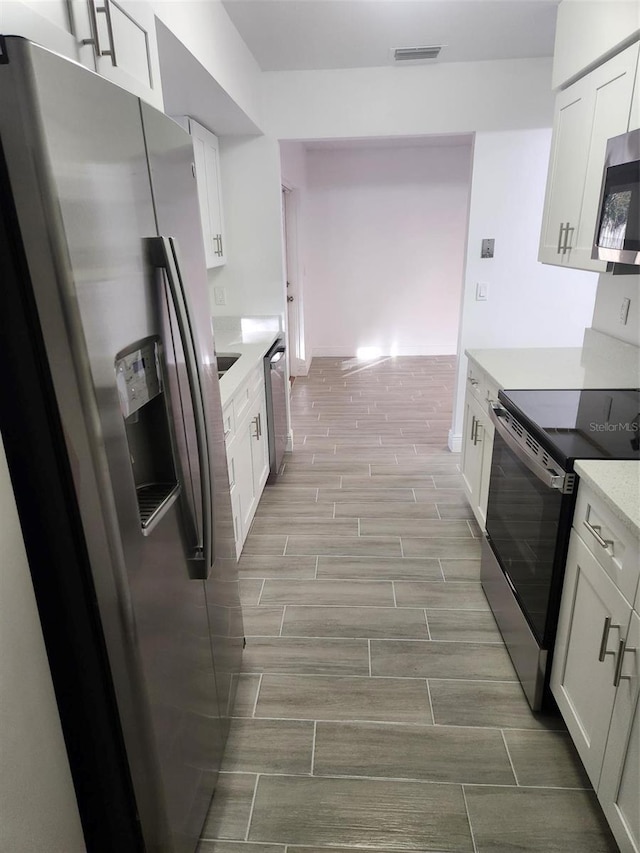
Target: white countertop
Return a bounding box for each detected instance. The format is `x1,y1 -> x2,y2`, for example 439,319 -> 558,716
574,460 -> 640,538
212,316 -> 282,408
466,329 -> 640,391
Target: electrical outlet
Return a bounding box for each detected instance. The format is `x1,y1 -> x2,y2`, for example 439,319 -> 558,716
476,282 -> 489,301
214,286 -> 226,306
620,297 -> 630,325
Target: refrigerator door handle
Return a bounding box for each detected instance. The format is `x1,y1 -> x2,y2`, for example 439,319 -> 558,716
148,236 -> 213,578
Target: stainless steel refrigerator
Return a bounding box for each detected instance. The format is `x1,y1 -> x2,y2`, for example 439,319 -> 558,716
0,36 -> 243,852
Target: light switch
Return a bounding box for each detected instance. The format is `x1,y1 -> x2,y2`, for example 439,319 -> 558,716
214,287 -> 226,306
476,282 -> 489,301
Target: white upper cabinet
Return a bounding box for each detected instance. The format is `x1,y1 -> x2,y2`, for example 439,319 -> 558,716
629,52 -> 640,132
1,0 -> 79,60
539,42 -> 639,272
185,118 -> 226,269
72,0 -> 163,110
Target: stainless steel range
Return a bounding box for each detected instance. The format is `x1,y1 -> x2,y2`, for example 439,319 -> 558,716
482,388 -> 640,711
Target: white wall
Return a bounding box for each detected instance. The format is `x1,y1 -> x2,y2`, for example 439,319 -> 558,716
303,142 -> 473,357
0,438 -> 86,853
153,0 -> 264,131
262,58 -> 555,140
591,272 -> 640,346
280,140 -> 308,189
450,129 -> 599,445
209,135 -> 286,319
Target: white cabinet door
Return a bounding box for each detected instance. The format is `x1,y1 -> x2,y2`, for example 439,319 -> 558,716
78,0 -> 163,110
629,45 -> 640,132
539,79 -> 592,266
234,418 -> 256,544
551,531 -> 632,785
571,43 -> 639,271
1,0 -> 79,60
190,119 -> 226,269
598,609 -> 640,853
462,393 -> 490,527
251,390 -> 270,496
477,421 -> 494,529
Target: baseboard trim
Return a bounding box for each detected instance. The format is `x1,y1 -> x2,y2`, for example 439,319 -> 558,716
448,430 -> 462,453
312,346 -> 457,358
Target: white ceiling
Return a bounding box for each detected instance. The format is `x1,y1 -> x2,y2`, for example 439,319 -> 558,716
222,0 -> 561,72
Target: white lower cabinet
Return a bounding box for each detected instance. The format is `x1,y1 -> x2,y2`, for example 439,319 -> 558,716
552,488 -> 640,853
461,362 -> 496,529
223,364 -> 269,558
551,531 -> 631,782
598,610 -> 640,853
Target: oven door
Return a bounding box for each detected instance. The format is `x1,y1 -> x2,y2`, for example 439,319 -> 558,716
485,404 -> 574,647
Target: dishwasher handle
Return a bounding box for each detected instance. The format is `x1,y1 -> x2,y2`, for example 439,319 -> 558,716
269,346 -> 286,366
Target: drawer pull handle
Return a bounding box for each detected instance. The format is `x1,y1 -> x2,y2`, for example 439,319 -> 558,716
224,426 -> 231,438
583,519 -> 614,551
598,617 -> 620,662
613,639 -> 637,687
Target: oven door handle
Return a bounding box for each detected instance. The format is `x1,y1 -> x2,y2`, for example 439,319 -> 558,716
488,402 -> 568,492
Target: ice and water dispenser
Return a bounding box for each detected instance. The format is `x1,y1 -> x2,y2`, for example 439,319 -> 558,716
115,337 -> 179,534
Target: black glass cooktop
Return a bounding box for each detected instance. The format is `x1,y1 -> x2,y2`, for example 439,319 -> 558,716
499,388 -> 640,466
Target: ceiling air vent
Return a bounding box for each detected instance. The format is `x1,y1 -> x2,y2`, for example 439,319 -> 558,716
393,45 -> 442,62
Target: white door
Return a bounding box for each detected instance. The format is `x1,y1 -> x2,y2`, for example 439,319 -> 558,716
282,185 -> 304,374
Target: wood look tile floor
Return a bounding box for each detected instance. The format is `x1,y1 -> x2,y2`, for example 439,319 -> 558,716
199,356 -> 618,853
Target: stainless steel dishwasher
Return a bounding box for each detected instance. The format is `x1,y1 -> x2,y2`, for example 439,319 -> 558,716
264,338 -> 287,482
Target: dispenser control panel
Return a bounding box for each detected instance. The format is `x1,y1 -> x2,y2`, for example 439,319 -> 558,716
115,338 -> 162,419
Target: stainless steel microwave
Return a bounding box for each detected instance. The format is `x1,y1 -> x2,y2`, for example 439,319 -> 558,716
592,128 -> 640,265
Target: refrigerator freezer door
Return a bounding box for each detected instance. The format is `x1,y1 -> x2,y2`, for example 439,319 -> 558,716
0,38 -> 225,852
141,103 -> 244,738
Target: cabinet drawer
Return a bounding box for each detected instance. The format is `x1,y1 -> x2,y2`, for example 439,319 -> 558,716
574,483 -> 640,604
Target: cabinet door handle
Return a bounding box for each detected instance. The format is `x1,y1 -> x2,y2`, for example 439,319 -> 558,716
257,412 -> 262,438
583,519 -> 614,551
613,639 -> 636,687
563,222 -> 574,253
252,415 -> 260,439
84,1 -> 118,65
470,414 -> 476,442
598,616 -> 620,662
473,419 -> 482,446
557,222 -> 566,254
